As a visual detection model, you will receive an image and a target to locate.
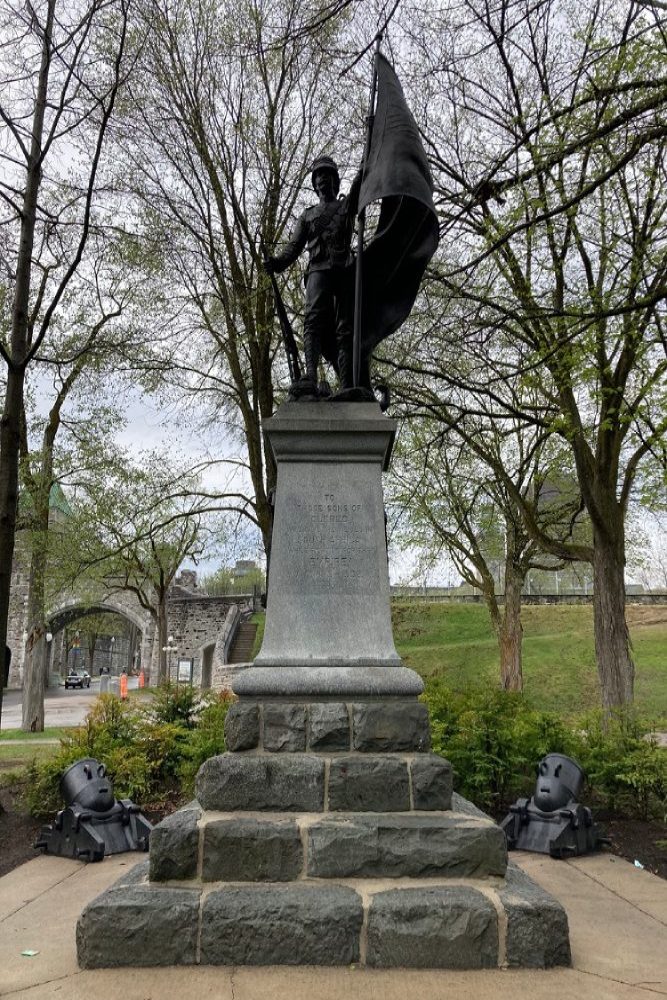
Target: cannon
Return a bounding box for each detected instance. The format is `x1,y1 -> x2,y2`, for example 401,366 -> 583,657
35,758 -> 152,862
500,753 -> 605,859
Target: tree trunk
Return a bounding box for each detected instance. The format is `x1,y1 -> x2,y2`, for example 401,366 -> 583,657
21,517 -> 49,731
22,627 -> 46,731
0,366 -> 25,729
156,601 -> 168,685
499,564 -> 523,692
592,525 -> 634,711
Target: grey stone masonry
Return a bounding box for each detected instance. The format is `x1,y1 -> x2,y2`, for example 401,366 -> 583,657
352,702 -> 431,752
366,886 -> 499,969
328,756 -> 411,811
76,806 -> 570,968
308,702 -> 350,750
196,753 -> 325,812
263,703 -> 307,751
499,863 -> 572,968
199,885 -> 363,966
306,814 -> 507,879
201,817 -> 303,882
411,755 -> 453,810
221,700 -> 433,753
193,751 -> 450,813
224,704 -> 260,751
149,802 -> 201,882
77,883 -> 201,968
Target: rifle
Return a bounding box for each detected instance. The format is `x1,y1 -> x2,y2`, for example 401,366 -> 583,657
260,240 -> 302,383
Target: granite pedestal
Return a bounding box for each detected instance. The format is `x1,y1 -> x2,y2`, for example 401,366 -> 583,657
77,403 -> 571,970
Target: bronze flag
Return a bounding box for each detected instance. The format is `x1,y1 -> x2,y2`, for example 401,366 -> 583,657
356,53 -> 439,356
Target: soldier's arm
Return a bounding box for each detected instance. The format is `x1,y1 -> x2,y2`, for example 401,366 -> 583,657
266,213 -> 308,273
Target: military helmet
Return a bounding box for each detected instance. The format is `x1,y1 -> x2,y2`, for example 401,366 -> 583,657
311,155 -> 340,193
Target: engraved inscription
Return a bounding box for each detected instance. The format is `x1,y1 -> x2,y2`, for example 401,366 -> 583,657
283,483 -> 380,595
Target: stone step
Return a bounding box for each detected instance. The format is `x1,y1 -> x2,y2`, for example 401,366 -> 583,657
228,623 -> 257,663
148,807 -> 507,883
77,860 -> 571,970
195,752 -> 452,813
223,700 -> 431,753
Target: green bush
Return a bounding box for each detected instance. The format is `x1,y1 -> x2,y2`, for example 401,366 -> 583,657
576,712 -> 667,820
424,682 -> 667,821
23,690 -> 232,818
178,691 -> 231,793
424,681 -> 577,812
148,683 -> 201,728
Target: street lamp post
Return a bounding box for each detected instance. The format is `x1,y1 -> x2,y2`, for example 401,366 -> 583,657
162,635 -> 178,685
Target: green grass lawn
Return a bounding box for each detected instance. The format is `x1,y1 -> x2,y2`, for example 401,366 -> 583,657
391,601 -> 667,723
0,727 -> 68,741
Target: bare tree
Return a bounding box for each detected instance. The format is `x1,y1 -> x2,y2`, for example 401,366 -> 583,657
393,0 -> 667,710
118,0 -> 353,557
0,0 -> 132,727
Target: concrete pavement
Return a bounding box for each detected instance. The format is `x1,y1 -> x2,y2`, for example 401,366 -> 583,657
0,850 -> 665,999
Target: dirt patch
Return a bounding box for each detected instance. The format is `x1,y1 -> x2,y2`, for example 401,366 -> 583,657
0,777 -> 180,878
626,605 -> 667,629
595,811 -> 667,879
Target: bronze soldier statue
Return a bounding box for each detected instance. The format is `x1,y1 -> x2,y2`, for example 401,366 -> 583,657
264,156 -> 361,398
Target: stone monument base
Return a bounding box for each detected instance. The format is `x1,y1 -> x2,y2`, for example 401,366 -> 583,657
76,700 -> 571,970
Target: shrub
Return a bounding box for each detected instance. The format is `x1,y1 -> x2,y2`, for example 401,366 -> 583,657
576,712 -> 667,820
424,680 -> 577,812
178,691 -> 232,793
148,683 -> 200,728
23,690 -> 234,817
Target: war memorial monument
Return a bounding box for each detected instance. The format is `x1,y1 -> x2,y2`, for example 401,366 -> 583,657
76,50 -> 571,971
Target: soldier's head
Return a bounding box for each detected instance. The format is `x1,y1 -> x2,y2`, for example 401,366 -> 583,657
311,155 -> 340,200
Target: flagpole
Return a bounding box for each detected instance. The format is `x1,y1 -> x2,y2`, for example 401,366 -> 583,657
353,33 -> 382,389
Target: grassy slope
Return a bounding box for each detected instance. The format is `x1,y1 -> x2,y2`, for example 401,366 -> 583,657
391,601 -> 667,723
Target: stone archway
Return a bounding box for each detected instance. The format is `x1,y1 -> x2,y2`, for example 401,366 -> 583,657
45,596 -> 155,683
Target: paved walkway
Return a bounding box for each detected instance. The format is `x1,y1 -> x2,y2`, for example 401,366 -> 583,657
0,850 -> 665,999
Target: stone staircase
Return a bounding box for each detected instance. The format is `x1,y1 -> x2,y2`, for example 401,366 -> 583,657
77,700 -> 571,970
227,620 -> 257,663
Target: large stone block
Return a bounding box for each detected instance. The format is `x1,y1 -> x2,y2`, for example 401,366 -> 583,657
224,703 -> 260,751
307,814 -> 507,878
201,817 -> 303,881
351,702 -> 431,752
196,753 -> 325,811
308,702 -> 350,750
328,756 -> 410,811
410,756 -> 453,810
366,886 -> 498,969
498,863 -> 571,968
263,703 -> 307,752
149,802 -> 202,882
199,884 -> 363,966
77,884 -> 200,968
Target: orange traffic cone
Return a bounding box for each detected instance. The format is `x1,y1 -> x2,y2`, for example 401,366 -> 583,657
120,671 -> 128,700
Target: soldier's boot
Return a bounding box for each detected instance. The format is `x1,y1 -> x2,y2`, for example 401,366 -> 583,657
289,333 -> 320,400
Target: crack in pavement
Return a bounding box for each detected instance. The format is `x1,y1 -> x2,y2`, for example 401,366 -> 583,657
0,867 -> 83,923
0,969 -> 84,997
578,966 -> 667,996
566,860 -> 667,928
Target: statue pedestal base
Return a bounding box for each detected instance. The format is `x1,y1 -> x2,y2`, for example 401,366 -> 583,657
75,403 -> 571,971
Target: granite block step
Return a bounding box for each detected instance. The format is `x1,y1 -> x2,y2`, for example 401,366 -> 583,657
194,752 -> 452,813
77,861 -> 570,970
149,808 -> 507,883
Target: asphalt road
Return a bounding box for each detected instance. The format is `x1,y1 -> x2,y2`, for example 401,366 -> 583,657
1,676 -> 139,730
